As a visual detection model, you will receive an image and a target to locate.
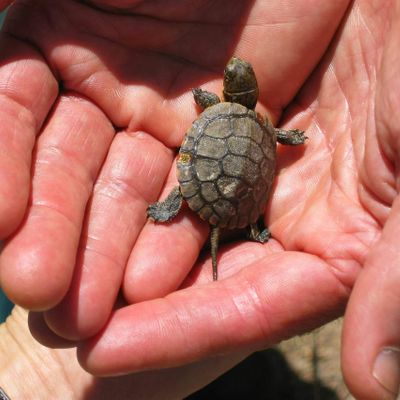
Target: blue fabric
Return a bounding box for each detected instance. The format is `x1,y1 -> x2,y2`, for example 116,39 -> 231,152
0,290 -> 13,322
0,8 -> 6,26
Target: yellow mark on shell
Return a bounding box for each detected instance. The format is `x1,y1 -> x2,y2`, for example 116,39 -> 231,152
178,152 -> 192,164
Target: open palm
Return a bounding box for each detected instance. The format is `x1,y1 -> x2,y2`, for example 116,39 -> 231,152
0,1 -> 398,398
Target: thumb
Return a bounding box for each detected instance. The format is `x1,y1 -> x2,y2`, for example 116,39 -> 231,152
342,196 -> 400,400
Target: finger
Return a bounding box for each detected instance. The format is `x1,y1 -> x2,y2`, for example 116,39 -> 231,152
123,162 -> 208,303
342,197 -> 400,400
78,251 -> 348,375
28,309 -> 251,398
12,306 -> 250,400
44,131 -> 173,340
0,34 -> 57,238
28,311 -> 77,349
0,95 -> 114,310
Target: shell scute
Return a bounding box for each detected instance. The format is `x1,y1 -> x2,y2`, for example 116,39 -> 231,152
196,136 -> 227,159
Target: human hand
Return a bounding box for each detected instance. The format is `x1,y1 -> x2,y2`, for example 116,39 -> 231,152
0,0 -> 346,330
0,1 -> 397,399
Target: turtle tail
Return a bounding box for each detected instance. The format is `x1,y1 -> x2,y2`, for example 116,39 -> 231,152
210,226 -> 220,281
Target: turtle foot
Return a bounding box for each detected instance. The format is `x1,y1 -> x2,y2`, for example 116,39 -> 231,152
147,186 -> 183,222
248,222 -> 271,243
192,88 -> 220,109
276,128 -> 307,146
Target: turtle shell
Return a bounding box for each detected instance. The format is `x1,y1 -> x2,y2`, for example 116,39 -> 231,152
177,102 -> 276,229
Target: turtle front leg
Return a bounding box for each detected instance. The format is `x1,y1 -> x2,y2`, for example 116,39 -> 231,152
192,88 -> 221,110
275,128 -> 307,145
147,186 -> 183,222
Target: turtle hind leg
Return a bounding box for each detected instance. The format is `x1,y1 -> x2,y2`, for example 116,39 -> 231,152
275,128 -> 307,146
210,226 -> 220,281
248,219 -> 271,243
192,88 -> 220,110
147,186 -> 183,222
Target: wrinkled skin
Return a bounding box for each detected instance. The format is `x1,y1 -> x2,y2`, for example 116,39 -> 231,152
0,1 -> 399,399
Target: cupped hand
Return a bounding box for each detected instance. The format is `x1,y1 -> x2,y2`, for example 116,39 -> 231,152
0,1 -> 398,399
0,0 -> 345,325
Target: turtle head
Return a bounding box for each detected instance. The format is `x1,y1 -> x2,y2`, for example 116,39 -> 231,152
223,57 -> 259,110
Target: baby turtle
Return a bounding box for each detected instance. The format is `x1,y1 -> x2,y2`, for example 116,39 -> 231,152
148,57 -> 306,280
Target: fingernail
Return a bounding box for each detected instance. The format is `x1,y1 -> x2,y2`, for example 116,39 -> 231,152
373,347 -> 400,398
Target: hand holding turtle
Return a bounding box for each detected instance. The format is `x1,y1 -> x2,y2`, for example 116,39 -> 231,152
77,4 -> 400,399
0,0 -> 340,335
0,1 -> 399,399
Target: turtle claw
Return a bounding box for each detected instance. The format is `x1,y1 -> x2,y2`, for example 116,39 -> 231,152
252,228 -> 271,243
248,223 -> 271,243
275,128 -> 307,145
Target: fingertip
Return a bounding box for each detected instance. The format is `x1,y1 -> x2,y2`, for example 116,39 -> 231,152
76,345 -> 106,376
76,313 -> 126,376
123,215 -> 208,303
0,260 -> 66,311
43,291 -> 110,341
122,236 -> 185,303
76,303 -> 183,376
44,300 -> 97,342
0,232 -> 73,311
43,250 -> 125,341
28,311 -> 77,349
341,237 -> 400,399
341,327 -> 398,400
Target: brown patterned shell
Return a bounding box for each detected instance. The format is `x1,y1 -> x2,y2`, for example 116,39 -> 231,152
177,102 -> 276,229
